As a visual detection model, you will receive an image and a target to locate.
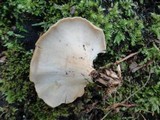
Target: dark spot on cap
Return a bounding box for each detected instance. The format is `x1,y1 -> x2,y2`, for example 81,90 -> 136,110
79,57 -> 84,60
83,45 -> 86,51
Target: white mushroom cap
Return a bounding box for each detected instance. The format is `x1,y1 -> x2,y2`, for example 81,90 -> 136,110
30,17 -> 106,108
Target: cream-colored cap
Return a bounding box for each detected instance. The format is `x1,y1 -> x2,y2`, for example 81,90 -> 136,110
30,17 -> 106,108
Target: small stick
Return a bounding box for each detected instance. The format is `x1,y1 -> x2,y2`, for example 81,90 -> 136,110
105,103 -> 137,111
101,51 -> 139,69
101,103 -> 137,120
122,69 -> 152,103
101,69 -> 152,120
140,113 -> 147,120
115,51 -> 139,65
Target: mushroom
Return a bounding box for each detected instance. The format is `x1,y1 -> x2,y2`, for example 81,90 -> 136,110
30,17 -> 106,108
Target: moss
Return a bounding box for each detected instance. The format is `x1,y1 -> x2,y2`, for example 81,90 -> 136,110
0,0 -> 160,119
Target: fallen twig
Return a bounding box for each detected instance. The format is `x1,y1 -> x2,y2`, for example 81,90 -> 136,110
101,51 -> 139,69
115,51 -> 139,65
101,103 -> 136,120
100,111 -> 111,120
140,113 -> 147,120
105,103 -> 137,111
122,69 -> 152,103
101,69 -> 152,120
